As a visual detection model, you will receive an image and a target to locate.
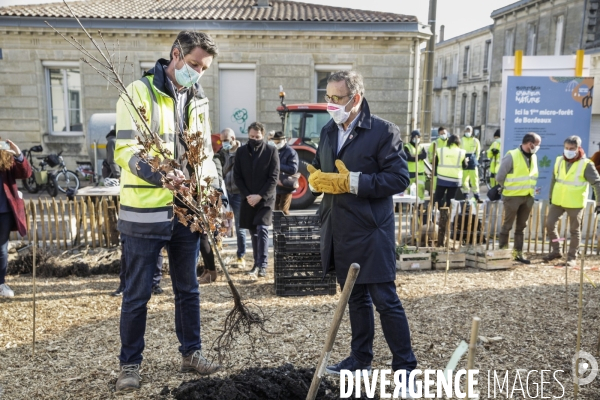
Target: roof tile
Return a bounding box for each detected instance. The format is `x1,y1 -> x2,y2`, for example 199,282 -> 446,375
0,0 -> 416,23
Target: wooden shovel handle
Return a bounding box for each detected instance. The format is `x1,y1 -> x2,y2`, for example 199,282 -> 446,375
306,263 -> 361,400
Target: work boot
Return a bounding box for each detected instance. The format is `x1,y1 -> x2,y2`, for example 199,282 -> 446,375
181,350 -> 221,375
115,364 -> 141,393
258,267 -> 267,278
152,284 -> 163,295
566,258 -> 577,267
0,283 -> 14,297
325,356 -> 371,376
199,270 -> 218,285
498,233 -> 509,250
473,194 -> 483,204
513,251 -> 530,265
247,266 -> 259,276
543,252 -> 562,262
110,286 -> 124,297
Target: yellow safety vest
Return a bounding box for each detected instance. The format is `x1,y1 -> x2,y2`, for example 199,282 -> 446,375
503,148 -> 538,197
551,156 -> 591,208
428,137 -> 448,163
436,145 -> 466,186
114,69 -> 215,238
404,143 -> 425,176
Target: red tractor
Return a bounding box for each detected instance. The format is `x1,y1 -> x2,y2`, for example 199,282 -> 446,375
276,88 -> 331,209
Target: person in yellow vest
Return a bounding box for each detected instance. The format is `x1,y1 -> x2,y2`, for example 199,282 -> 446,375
433,134 -> 466,207
428,127 -> 449,190
496,132 -> 541,264
544,136 -> 600,267
461,125 -> 482,202
487,129 -> 502,187
113,31 -> 221,392
404,130 -> 427,199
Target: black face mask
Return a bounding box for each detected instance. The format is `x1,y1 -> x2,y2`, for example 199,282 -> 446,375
247,139 -> 263,148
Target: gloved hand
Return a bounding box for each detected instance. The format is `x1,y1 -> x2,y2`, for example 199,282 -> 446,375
222,195 -> 229,208
308,160 -> 351,194
595,205 -> 600,214
307,164 -> 323,192
491,148 -> 500,155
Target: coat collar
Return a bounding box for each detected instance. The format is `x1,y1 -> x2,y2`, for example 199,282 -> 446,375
144,58 -> 206,101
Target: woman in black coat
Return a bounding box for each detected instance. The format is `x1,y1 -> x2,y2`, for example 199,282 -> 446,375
233,122 -> 279,277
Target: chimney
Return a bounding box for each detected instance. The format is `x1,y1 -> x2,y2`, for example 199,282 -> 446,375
439,25 -> 445,43
256,0 -> 270,7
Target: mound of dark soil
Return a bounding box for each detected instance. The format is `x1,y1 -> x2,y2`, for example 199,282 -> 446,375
7,250 -> 120,278
169,364 -> 378,400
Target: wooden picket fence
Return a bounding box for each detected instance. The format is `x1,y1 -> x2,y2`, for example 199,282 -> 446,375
397,199 -> 600,256
9,197 -> 120,250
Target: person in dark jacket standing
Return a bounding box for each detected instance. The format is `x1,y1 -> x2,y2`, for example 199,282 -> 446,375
222,130 -> 246,267
233,122 -> 279,278
0,138 -> 32,297
272,131 -> 299,215
308,70 -> 417,381
102,128 -> 121,179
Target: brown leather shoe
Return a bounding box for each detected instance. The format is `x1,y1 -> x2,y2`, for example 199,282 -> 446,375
198,270 -> 217,285
115,364 -> 141,393
181,350 -> 221,375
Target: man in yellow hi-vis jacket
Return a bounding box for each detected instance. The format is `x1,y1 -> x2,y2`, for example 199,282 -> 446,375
113,31 -> 220,393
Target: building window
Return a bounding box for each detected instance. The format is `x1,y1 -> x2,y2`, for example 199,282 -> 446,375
460,94 -> 468,125
504,29 -> 515,56
483,40 -> 492,73
434,95 -> 441,123
481,91 -> 488,125
470,93 -> 477,125
45,67 -> 82,134
526,23 -> 537,56
463,46 -> 470,77
554,15 -> 565,55
315,65 -> 352,103
437,57 -> 444,78
441,94 -> 448,124
453,53 -> 459,75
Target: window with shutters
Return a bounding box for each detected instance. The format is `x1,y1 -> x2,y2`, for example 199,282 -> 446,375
45,65 -> 82,134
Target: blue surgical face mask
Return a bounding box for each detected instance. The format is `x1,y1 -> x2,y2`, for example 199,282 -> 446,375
268,140 -> 276,147
222,142 -> 232,151
174,58 -> 201,88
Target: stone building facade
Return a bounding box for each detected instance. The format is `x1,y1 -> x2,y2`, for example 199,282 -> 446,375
431,26 -> 493,141
0,0 -> 430,167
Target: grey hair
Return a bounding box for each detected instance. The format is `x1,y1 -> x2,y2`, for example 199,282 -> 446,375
171,31 -> 219,60
327,70 -> 365,97
564,135 -> 582,147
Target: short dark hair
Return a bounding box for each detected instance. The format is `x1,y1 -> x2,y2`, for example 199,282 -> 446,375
327,70 -> 365,97
248,122 -> 265,135
171,31 -> 219,60
522,132 -> 540,145
494,129 -> 501,138
448,134 -> 461,147
438,127 -> 446,134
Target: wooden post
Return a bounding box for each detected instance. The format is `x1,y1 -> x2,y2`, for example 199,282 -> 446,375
542,202 -> 549,253
444,204 -> 453,286
433,202 -> 439,244
429,141 -> 437,199
416,204 -> 424,248
31,201 -> 37,355
81,198 -> 88,247
38,198 -> 45,250
478,203 -> 486,246
574,255 -> 586,399
534,202 -> 541,253
398,202 -> 403,244
306,264 -> 361,400
492,201 -> 501,250
68,200 -> 74,248
405,204 -> 410,241
51,197 -> 60,250
466,202 -> 474,247
458,202 -> 468,248
425,200 -> 433,247
584,205 -> 595,256
466,317 -> 482,398
25,200 -> 31,243
103,198 -> 110,247
59,199 -> 68,249
31,201 -> 38,248
88,197 -> 97,249
472,203 -> 480,246
485,203 -> 493,250
562,215 -> 569,255
413,148 -> 419,246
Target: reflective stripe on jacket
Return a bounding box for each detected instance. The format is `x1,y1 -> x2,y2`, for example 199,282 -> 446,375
551,156 -> 591,208
503,148 -> 538,197
436,145 -> 465,187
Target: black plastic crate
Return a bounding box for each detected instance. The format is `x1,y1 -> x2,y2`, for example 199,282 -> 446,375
274,234 -> 320,253
273,212 -> 320,232
275,252 -> 321,264
275,259 -> 322,278
275,275 -> 337,296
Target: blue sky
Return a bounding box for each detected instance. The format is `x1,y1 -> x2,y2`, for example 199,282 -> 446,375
0,0 -> 518,41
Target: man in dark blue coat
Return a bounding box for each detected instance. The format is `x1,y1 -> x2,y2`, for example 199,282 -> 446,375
308,70 -> 417,380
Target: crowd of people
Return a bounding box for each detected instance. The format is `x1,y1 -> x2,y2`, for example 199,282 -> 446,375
2,29 -> 600,396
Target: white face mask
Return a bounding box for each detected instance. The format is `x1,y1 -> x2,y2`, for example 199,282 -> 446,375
412,138 -> 420,144
439,133 -> 448,140
465,132 -> 472,138
174,57 -> 202,88
327,97 -> 354,125
531,145 -> 540,154
564,149 -> 577,159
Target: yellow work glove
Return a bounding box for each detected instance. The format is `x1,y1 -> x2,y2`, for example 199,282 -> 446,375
307,164 -> 323,192
309,159 -> 351,194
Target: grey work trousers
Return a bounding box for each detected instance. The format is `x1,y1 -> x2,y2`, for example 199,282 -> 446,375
499,195 -> 534,252
545,204 -> 584,259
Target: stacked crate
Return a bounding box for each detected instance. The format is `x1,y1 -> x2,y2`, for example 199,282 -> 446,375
273,212 -> 336,296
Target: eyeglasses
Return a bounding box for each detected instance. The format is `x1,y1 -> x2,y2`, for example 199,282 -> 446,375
324,94 -> 352,104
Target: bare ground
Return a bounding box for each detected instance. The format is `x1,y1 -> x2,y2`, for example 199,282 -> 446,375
1,251 -> 600,399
